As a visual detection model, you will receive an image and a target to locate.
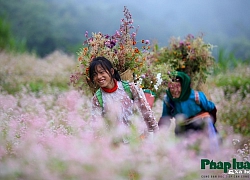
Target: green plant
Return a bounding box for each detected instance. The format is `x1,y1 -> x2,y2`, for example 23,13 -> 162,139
156,34 -> 216,84
211,63 -> 250,136
0,81 -> 22,95
136,63 -> 173,99
218,93 -> 250,136
214,48 -> 239,75
0,17 -> 26,53
216,76 -> 250,99
137,69 -> 159,92
29,81 -> 44,93
214,63 -> 250,99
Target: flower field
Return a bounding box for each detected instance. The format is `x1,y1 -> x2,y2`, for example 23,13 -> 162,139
0,51 -> 249,180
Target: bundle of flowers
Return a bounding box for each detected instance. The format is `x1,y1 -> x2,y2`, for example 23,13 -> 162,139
134,44 -> 175,99
137,70 -> 161,93
156,34 -> 216,85
136,61 -> 173,100
70,6 -> 150,93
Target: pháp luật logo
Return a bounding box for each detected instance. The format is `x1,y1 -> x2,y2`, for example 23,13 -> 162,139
201,158 -> 250,174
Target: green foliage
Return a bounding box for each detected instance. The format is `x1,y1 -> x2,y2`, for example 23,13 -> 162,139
0,17 -> 14,50
29,81 -> 45,93
0,0 -> 92,57
218,94 -> 250,136
229,37 -> 250,61
213,48 -> 250,99
1,79 -> 69,95
0,17 -> 26,53
215,75 -> 250,99
155,34 -> 215,85
0,51 -> 75,94
48,158 -> 68,173
211,63 -> 250,136
0,80 -> 22,95
50,81 -> 70,91
29,81 -> 69,93
1,0 -> 250,60
213,48 -> 239,74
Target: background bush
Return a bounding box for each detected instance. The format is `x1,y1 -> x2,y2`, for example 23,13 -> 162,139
0,51 -> 76,94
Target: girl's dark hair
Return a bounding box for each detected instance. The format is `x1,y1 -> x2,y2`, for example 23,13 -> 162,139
89,56 -> 121,83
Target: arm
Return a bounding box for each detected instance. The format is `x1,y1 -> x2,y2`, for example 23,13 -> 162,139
161,95 -> 171,117
130,83 -> 159,132
198,91 -> 217,123
199,91 -> 215,111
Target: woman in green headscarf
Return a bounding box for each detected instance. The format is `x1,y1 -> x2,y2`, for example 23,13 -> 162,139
158,71 -> 217,135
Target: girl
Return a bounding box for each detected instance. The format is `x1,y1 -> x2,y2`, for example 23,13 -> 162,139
88,56 -> 159,142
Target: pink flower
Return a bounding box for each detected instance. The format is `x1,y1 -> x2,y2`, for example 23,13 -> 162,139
145,40 -> 150,44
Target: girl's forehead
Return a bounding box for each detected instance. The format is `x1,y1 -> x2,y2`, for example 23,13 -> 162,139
170,81 -> 181,85
95,64 -> 105,71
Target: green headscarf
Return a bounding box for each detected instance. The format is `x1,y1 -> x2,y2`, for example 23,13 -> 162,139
166,71 -> 191,102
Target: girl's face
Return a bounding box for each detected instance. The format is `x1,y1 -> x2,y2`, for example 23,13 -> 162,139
93,65 -> 114,89
169,81 -> 182,98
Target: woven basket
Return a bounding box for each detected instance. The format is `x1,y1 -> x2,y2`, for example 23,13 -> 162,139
191,77 -> 212,100
195,82 -> 212,100
120,69 -> 134,82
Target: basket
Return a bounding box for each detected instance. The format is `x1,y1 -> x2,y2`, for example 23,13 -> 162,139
191,76 -> 212,100
195,82 -> 212,100
143,89 -> 156,108
120,69 -> 134,82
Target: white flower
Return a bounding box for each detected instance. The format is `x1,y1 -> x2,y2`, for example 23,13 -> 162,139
156,73 -> 163,86
138,77 -> 143,86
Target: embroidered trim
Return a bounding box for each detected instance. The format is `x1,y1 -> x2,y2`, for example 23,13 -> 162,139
96,81 -> 133,109
194,90 -> 200,105
101,79 -> 118,93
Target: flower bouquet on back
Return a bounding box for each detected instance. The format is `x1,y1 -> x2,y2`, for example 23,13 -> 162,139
156,34 -> 216,98
70,6 -> 150,94
136,59 -> 173,107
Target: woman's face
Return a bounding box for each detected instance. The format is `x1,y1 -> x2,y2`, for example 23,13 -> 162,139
169,81 -> 182,98
93,65 -> 114,89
